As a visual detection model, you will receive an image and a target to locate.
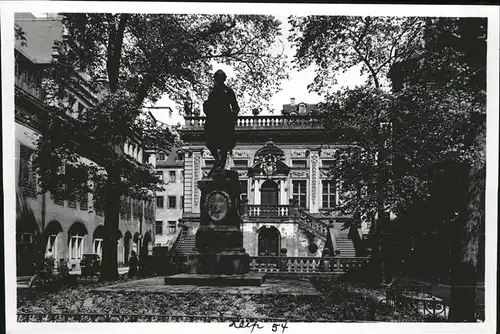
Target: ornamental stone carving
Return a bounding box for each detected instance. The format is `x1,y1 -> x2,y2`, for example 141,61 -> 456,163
193,153 -> 202,207
320,149 -> 336,158
290,170 -> 309,178
236,170 -> 247,177
310,152 -> 319,206
290,149 -> 311,158
320,168 -> 331,178
232,150 -> 249,158
202,149 -> 213,158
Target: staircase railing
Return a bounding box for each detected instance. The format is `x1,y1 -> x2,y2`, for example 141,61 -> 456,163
171,228 -> 187,255
294,209 -> 331,241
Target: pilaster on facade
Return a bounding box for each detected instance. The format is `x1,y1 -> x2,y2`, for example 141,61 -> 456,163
191,149 -> 203,214
309,150 -> 320,213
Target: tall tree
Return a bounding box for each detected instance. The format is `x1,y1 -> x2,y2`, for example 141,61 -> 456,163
289,16 -> 427,283
33,13 -> 288,280
291,15 -> 486,320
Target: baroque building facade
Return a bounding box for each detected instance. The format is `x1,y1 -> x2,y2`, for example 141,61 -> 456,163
15,14 -> 155,275
153,148 -> 185,249
173,99 -> 369,258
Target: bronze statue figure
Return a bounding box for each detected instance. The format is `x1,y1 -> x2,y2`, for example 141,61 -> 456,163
203,70 -> 240,173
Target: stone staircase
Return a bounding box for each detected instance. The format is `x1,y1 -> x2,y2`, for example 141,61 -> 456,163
172,208 -> 358,257
172,229 -> 196,255
296,210 -> 357,257
335,231 -> 357,257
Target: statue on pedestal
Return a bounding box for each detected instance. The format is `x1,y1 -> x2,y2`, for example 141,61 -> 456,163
203,70 -> 240,173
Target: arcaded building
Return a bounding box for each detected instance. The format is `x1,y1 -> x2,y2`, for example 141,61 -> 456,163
15,14 -> 154,275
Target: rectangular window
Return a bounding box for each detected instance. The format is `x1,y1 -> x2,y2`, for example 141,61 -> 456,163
68,197 -> 77,209
233,160 -> 248,168
322,160 -> 335,167
155,221 -> 163,235
168,221 -> 177,234
158,152 -> 166,161
322,180 -> 337,208
19,144 -> 37,198
156,171 -> 164,182
95,197 -> 103,216
168,196 -> 176,209
292,160 -> 307,168
292,180 -> 307,209
181,196 -> 184,209
169,171 -> 176,182
79,192 -> 88,211
205,160 -> 215,168
70,236 -> 84,260
156,196 -> 164,209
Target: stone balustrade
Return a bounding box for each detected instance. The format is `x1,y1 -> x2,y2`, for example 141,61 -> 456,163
184,115 -> 322,130
297,210 -> 331,238
249,256 -> 370,273
247,205 -> 290,217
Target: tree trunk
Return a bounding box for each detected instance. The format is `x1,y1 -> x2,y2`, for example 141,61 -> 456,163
448,175 -> 480,321
100,165 -> 121,281
449,123 -> 485,321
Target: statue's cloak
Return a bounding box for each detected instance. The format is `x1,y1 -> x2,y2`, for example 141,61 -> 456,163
203,85 -> 239,151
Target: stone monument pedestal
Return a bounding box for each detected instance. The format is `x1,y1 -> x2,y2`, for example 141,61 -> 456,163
165,169 -> 260,285
187,250 -> 249,275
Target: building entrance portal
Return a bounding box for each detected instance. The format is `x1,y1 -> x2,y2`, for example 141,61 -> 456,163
260,179 -> 279,205
258,226 -> 280,256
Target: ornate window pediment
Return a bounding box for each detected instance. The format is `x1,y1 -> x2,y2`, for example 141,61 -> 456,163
248,140 -> 290,178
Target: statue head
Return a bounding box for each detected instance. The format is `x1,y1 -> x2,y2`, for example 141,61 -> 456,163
214,69 -> 227,85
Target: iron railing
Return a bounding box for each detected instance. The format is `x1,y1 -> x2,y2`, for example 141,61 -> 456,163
382,281 -> 486,321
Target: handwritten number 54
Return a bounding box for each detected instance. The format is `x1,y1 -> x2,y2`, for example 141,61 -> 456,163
272,323 -> 288,333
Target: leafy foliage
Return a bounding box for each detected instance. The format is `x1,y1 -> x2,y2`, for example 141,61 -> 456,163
18,278 -> 422,322
288,16 -> 426,90
292,16 -> 486,226
48,13 -> 288,113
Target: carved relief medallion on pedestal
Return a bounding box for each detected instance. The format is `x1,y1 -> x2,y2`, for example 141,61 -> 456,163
205,190 -> 232,222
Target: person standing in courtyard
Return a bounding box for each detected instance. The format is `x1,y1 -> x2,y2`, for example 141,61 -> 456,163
44,248 -> 54,273
128,251 -> 138,278
203,69 -> 240,173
